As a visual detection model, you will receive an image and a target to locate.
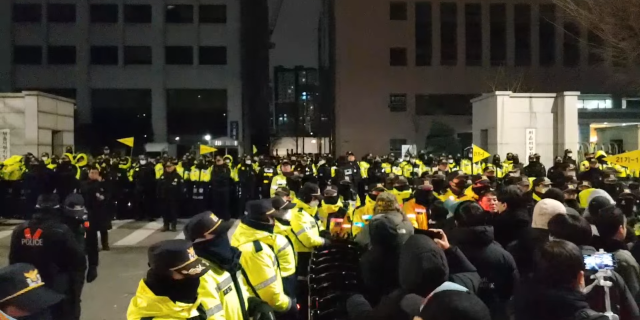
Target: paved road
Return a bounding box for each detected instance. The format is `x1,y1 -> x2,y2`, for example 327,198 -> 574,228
0,218 -> 240,320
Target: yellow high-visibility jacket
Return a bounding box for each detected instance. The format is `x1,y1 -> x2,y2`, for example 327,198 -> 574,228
350,195 -> 376,237
274,220 -> 297,278
289,201 -> 326,253
231,222 -> 292,312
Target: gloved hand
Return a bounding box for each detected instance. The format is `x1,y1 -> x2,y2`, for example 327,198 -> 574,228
319,230 -> 331,238
248,297 -> 275,320
322,238 -> 332,247
86,266 -> 98,283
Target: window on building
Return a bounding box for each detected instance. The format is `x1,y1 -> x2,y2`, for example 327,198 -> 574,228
623,98 -> 640,109
577,98 -> 612,109
12,4 -> 42,23
415,94 -> 476,115
47,46 -> 76,65
90,4 -> 118,23
389,94 -> 407,112
124,5 -> 152,23
539,4 -> 556,67
165,46 -> 193,65
390,139 -> 408,156
465,4 -> 482,66
588,31 -> 604,65
13,46 -> 42,65
563,22 -> 580,67
199,46 -> 227,65
390,47 -> 407,66
490,4 -> 506,66
92,89 -> 153,144
47,4 -> 76,23
390,2 -> 408,20
90,46 -> 118,65
167,89 -> 227,137
440,3 -> 457,66
200,5 -> 226,23
124,46 -> 152,65
415,2 -> 432,66
514,4 -> 531,66
166,5 -> 193,23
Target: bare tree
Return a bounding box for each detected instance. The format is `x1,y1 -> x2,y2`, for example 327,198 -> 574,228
553,0 -> 640,90
484,65 -> 532,93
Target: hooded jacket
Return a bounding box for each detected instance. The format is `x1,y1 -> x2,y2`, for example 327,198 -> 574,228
230,218 -> 292,312
346,234 -> 481,320
354,210 -> 414,248
450,226 -> 519,307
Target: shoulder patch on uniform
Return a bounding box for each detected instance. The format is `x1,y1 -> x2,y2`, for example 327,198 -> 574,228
252,240 -> 263,253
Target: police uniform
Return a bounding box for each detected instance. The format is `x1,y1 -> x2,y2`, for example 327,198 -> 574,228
9,194 -> 89,320
0,263 -> 66,319
157,161 -> 185,231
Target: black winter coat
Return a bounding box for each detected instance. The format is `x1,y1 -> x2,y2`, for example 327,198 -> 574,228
508,227 -> 549,277
514,281 -> 591,320
491,206 -> 531,248
81,180 -> 111,231
450,226 -> 519,302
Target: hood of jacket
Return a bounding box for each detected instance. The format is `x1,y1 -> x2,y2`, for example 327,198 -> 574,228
231,218 -> 276,248
515,281 -> 590,320
532,199 -> 567,229
369,211 -> 413,248
126,280 -> 199,319
451,226 -> 495,247
399,234 -> 448,296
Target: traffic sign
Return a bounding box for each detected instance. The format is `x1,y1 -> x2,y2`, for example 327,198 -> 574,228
604,150 -> 640,169
472,145 -> 491,163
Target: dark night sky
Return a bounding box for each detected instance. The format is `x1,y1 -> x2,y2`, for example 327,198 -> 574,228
269,0 -> 321,69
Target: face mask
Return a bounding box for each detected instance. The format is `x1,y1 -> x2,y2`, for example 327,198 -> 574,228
540,187 -> 550,193
140,160 -> 147,165
224,160 -> 230,164
404,157 -> 409,161
324,196 -> 339,205
567,153 -> 573,158
41,156 -> 48,161
410,159 -> 415,164
448,160 -> 454,164
245,160 -> 252,164
309,200 -> 319,208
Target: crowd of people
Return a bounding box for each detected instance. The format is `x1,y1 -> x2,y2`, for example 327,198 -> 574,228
1,146 -> 640,320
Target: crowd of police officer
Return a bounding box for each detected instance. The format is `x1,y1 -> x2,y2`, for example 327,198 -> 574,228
3,144 -> 640,320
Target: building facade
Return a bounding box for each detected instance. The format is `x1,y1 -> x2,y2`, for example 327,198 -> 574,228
0,0 -> 262,153
320,0 -> 640,157
273,66 -> 331,154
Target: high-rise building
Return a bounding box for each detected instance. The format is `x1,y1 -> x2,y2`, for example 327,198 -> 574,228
0,0 -> 270,154
319,0 -> 640,156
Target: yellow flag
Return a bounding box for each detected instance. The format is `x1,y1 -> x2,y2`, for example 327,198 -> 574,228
253,145 -> 257,154
117,137 -> 134,148
604,150 -> 640,170
472,145 -> 491,163
200,145 -> 217,155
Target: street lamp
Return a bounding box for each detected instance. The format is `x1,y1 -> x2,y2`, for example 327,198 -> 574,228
204,134 -> 211,141
175,137 -> 180,141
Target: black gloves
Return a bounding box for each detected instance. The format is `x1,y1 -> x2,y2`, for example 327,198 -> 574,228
322,238 -> 332,247
86,266 -> 98,283
248,297 -> 275,320
319,230 -> 331,239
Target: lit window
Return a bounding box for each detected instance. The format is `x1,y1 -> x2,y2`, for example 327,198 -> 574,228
577,99 -> 612,109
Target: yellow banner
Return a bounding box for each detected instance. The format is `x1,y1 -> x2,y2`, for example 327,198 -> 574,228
604,150 -> 640,170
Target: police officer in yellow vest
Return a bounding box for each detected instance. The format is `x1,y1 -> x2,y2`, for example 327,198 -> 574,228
528,177 -> 552,204
231,199 -> 296,315
189,159 -> 212,215
270,160 -> 292,198
127,239 -> 227,320
438,171 -> 475,201
184,211 -> 276,320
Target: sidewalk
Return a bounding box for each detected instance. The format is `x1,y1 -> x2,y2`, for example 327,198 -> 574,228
0,219 -> 24,226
